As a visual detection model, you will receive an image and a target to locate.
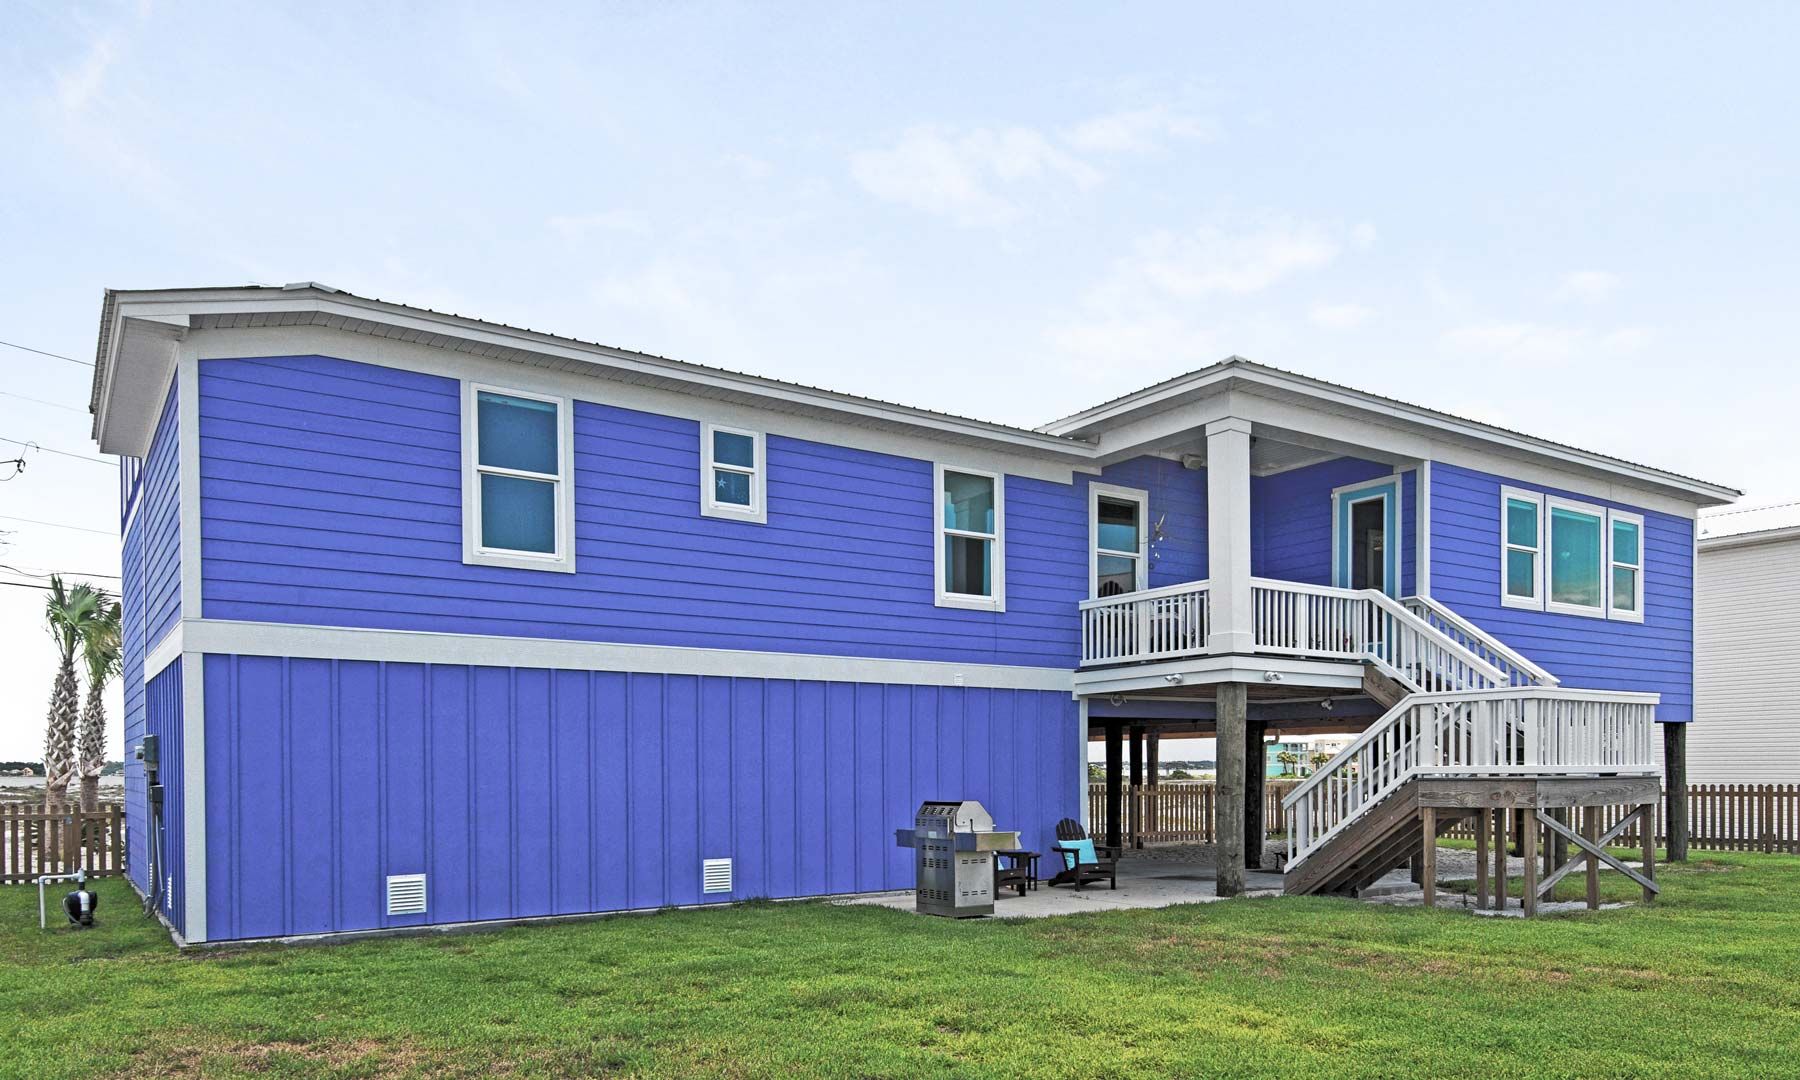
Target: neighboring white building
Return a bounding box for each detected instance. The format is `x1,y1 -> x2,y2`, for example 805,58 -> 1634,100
1692,517 -> 1800,783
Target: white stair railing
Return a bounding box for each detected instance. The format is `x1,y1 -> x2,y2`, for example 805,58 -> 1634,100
1248,578 -> 1509,693
1284,688 -> 1659,869
1402,595 -> 1558,687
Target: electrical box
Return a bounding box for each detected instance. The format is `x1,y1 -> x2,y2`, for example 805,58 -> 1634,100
136,735 -> 160,782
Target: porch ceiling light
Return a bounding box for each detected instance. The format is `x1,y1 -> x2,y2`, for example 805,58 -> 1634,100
1263,671 -> 1284,682
1163,673 -> 1184,685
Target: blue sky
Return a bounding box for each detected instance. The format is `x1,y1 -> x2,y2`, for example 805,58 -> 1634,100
2,2 -> 1796,756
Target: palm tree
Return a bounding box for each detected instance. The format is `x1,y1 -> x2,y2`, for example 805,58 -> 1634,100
78,596 -> 122,812
43,577 -> 106,806
1275,750 -> 1301,777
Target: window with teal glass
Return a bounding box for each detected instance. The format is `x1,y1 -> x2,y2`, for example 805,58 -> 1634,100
1501,490 -> 1542,607
1609,511 -> 1645,620
701,423 -> 765,523
935,464 -> 1004,610
1090,486 -> 1146,598
464,383 -> 574,572
1547,499 -> 1604,615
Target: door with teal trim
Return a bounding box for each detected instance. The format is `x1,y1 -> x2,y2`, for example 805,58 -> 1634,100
1333,478 -> 1400,597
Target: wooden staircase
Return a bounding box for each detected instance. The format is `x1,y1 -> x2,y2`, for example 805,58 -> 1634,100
1282,597 -> 1662,901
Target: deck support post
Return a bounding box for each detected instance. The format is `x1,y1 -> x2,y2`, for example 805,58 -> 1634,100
1147,730 -> 1160,839
1641,801 -> 1657,904
1474,808 -> 1490,909
1215,683 -> 1248,897
1521,811 -> 1539,918
1664,722 -> 1688,862
1492,806 -> 1508,911
1244,720 -> 1266,869
1584,806 -> 1601,910
1419,807 -> 1437,909
1128,725 -> 1144,848
1104,722 -> 1123,852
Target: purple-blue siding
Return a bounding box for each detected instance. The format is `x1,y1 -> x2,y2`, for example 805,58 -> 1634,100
144,379 -> 181,647
122,375 -> 180,901
1096,457 -> 1208,587
145,663 -> 187,937
1428,462 -> 1694,720
197,355 -> 1090,668
200,654 -> 1078,941
1252,457 -> 1415,595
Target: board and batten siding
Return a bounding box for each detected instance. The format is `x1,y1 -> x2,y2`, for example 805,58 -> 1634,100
1429,461 -> 1694,719
121,375 -> 181,902
145,663 -> 187,937
1691,532 -> 1800,782
199,654 -> 1078,941
196,354 -> 1098,669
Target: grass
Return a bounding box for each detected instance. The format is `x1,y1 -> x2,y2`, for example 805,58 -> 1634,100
4,855 -> 1800,1079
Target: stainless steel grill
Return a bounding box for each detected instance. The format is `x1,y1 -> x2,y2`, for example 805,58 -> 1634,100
894,800 -> 1020,917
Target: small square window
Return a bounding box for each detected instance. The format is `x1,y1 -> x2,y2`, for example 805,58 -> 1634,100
700,423 -> 766,523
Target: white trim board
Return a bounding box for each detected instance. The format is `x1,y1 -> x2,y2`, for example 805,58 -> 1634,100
172,618 -> 1074,692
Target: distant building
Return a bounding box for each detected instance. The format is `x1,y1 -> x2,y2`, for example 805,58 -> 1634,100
1692,522 -> 1800,783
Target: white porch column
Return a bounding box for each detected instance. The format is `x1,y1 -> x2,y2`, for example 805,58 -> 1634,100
1206,417 -> 1254,654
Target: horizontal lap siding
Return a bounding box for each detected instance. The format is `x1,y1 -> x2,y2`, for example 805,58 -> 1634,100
144,380 -> 181,647
200,654 -> 1079,941
1429,462 -> 1694,718
1252,457 -> 1397,584
122,378 -> 180,896
198,355 -> 1086,667
1691,538 -> 1800,782
1096,457 -> 1207,587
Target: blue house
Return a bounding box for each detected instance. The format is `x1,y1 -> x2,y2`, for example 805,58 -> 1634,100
92,284 -> 1737,941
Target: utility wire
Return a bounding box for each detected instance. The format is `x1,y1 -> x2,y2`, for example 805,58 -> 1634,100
1700,499 -> 1800,519
0,513 -> 113,536
0,435 -> 111,466
0,338 -> 91,367
1,563 -> 121,580
0,389 -> 84,413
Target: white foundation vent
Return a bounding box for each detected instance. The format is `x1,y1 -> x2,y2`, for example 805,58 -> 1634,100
386,873 -> 428,916
702,858 -> 733,894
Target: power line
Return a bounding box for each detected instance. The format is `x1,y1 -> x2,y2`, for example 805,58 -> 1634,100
0,338 -> 91,367
0,513 -> 113,536
1,563 -> 121,580
0,579 -> 58,592
0,435 -> 111,466
0,389 -> 84,413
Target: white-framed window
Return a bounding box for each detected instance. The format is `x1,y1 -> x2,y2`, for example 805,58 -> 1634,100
1545,496 -> 1607,617
700,423 -> 766,524
933,463 -> 1004,611
461,382 -> 576,573
1609,509 -> 1645,622
1089,483 -> 1148,599
1500,487 -> 1543,609
1497,488 -> 1649,621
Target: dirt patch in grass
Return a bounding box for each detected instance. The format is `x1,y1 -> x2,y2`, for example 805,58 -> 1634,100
117,1033 -> 471,1078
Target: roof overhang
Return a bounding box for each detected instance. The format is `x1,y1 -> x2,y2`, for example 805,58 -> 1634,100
89,284 -> 1102,462
88,285 -> 1741,511
1040,359 -> 1741,508
1698,525 -> 1800,552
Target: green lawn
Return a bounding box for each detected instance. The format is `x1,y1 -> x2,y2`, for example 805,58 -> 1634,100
5,855 -> 1800,1079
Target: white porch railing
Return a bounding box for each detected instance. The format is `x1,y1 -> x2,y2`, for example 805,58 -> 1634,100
1402,594 -> 1558,687
1282,687 -> 1659,868
1247,578 -> 1508,693
1078,580 -> 1211,665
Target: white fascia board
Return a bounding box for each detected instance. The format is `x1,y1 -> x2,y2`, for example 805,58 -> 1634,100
93,289 -> 1098,467
1052,363 -> 1738,508
177,618 -> 1075,692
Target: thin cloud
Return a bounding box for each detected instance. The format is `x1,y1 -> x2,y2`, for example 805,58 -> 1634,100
1309,302 -> 1373,330
548,210 -> 653,239
850,124 -> 1102,226
1061,106 -> 1216,153
1558,270 -> 1621,302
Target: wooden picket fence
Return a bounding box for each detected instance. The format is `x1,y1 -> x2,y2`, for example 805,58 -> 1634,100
1089,782 -> 1800,854
1087,782 -> 1299,844
0,802 -> 126,885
